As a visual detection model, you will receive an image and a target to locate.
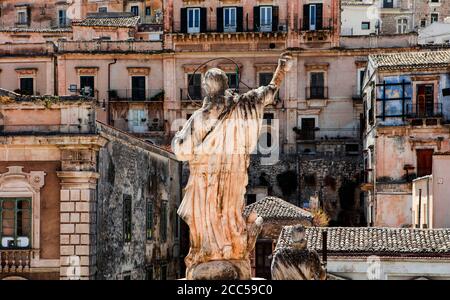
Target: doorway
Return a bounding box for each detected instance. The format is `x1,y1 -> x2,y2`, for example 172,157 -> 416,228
255,240 -> 272,279
132,76 -> 146,101
417,149 -> 433,177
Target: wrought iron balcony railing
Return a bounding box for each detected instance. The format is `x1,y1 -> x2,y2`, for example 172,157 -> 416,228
406,103 -> 443,119
306,86 -> 328,99
108,89 -> 164,102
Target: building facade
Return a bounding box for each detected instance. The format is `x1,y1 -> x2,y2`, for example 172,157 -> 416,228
0,88 -> 182,280
362,50 -> 450,227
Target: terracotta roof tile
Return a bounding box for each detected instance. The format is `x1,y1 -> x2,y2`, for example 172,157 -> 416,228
370,50 -> 450,71
244,196 -> 313,221
74,15 -> 140,28
277,226 -> 450,256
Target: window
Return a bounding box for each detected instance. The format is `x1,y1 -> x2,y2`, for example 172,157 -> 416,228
17,10 -> 27,25
397,18 -> 408,34
19,78 -> 34,95
358,69 -> 365,96
188,73 -> 202,99
226,73 -> 238,89
309,72 -> 325,99
431,13 -> 438,24
303,4 -> 323,30
80,76 -> 95,97
145,7 -> 151,16
146,200 -> 153,240
224,7 -> 237,32
421,19 -> 426,27
98,7 -> 107,13
187,8 -> 201,33
361,22 -> 370,30
1,198 -> 32,249
383,0 -> 394,8
255,241 -> 273,279
417,149 -> 434,177
345,144 -> 359,155
58,9 -> 67,27
260,6 -> 272,32
259,73 -> 273,87
131,76 -> 146,100
123,194 -> 132,243
131,6 -> 139,16
416,84 -> 434,117
300,118 -> 316,140
160,201 -> 167,242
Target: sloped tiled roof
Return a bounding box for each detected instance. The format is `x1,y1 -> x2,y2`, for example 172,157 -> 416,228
277,226 -> 450,256
244,196 -> 313,221
370,50 -> 450,71
74,15 -> 140,28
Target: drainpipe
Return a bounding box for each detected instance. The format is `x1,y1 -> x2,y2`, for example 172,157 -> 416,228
107,58 -> 117,125
418,188 -> 422,228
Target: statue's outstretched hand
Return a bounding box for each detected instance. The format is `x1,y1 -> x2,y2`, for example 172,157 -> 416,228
279,52 -> 294,72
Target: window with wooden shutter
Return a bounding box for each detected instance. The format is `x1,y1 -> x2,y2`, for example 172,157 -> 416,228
253,6 -> 260,32
217,7 -> 224,32
180,8 -> 188,33
236,7 -> 243,32
200,7 -> 207,33
316,4 -> 323,30
272,6 -> 279,32
303,5 -> 309,30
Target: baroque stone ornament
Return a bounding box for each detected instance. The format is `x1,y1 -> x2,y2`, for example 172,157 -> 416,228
172,52 -> 293,280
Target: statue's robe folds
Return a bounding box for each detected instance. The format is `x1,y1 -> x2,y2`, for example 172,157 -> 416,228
173,84 -> 278,279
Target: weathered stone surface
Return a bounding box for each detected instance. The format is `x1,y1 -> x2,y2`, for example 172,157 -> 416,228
172,53 -> 293,280
191,261 -> 239,280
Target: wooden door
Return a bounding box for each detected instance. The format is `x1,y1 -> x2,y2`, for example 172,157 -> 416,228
417,149 -> 433,177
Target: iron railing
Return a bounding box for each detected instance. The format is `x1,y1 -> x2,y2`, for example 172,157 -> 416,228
406,103 -> 443,119
306,86 -> 328,99
298,18 -> 334,31
171,19 -> 289,34
109,89 -> 164,102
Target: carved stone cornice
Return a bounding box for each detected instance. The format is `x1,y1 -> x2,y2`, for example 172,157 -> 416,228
15,68 -> 38,76
75,67 -> 99,75
305,63 -> 329,71
127,67 -> 151,76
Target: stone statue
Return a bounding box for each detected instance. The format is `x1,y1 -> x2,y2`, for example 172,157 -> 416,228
271,225 -> 326,280
172,52 -> 293,280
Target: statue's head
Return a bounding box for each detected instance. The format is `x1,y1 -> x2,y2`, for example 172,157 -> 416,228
202,68 -> 229,99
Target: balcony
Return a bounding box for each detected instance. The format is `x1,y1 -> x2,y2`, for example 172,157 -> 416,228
58,41 -> 163,53
299,18 -> 333,32
406,103 -> 443,119
109,89 -> 164,102
306,86 -> 328,99
180,87 -> 203,102
0,249 -> 32,273
171,19 -> 288,34
0,124 -> 96,136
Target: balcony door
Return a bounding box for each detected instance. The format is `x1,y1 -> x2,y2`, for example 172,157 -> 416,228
417,149 -> 433,177
224,7 -> 237,32
416,84 -> 434,117
301,118 -> 316,141
188,8 -> 201,33
19,78 -> 34,95
132,76 -> 146,101
310,72 -> 325,99
309,5 -> 317,31
260,6 -> 272,32
188,74 -> 202,100
80,76 -> 95,97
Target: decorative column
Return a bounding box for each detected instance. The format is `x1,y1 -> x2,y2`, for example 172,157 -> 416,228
57,171 -> 99,280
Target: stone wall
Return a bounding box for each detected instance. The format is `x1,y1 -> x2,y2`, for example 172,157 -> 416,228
96,123 -> 182,280
247,153 -> 364,226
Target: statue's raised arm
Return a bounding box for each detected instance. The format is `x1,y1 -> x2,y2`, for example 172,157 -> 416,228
243,52 -> 294,107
